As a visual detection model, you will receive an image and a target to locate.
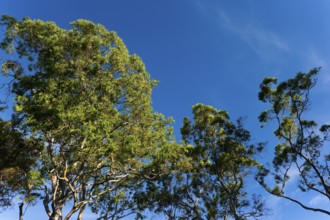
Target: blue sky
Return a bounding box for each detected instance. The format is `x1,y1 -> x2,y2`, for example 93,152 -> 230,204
1,0 -> 330,219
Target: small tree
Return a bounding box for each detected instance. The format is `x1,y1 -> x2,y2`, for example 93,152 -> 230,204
257,68 -> 330,216
0,15 -> 178,220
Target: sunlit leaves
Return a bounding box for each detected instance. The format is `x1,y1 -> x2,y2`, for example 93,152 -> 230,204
165,104 -> 266,219
0,15 -> 177,219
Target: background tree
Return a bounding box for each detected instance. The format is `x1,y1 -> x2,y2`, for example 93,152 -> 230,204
0,15 -> 179,220
257,68 -> 330,216
0,89 -> 42,220
144,104 -> 266,220
0,117 -> 42,220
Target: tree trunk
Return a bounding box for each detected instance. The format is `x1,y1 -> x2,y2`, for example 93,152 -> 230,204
50,207 -> 63,220
19,201 -> 25,220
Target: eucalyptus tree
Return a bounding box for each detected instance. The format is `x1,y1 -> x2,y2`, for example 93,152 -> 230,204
145,104 -> 266,220
0,15 -> 179,220
257,68 -> 330,216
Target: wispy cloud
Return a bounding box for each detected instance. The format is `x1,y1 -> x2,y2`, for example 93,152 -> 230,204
309,195 -> 329,206
301,49 -> 330,86
194,1 -> 330,86
264,195 -> 284,220
287,166 -> 300,185
193,0 -> 207,14
193,1 -> 289,58
215,9 -> 289,59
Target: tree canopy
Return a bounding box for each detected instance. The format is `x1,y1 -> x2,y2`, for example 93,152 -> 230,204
0,15 -> 181,220
150,104 -> 265,219
1,15 -> 329,220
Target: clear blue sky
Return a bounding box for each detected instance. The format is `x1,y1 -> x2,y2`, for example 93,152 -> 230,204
1,1 -> 330,219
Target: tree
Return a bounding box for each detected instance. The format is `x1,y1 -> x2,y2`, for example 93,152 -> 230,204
0,117 -> 41,220
0,119 -> 23,209
144,104 -> 266,220
0,62 -> 36,218
257,68 -> 330,216
0,15 -> 178,220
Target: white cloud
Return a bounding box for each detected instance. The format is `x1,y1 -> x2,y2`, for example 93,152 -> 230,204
264,195 -> 284,220
309,195 -> 329,206
287,166 -> 300,185
193,1 -> 289,59
215,9 -> 289,59
193,0 -> 207,14
302,49 -> 330,86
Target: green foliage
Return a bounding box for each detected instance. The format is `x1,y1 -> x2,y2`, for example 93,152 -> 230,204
146,104 -> 266,220
0,15 -> 177,219
271,186 -> 282,196
257,68 -> 330,216
0,118 -> 41,212
2,13 -> 329,220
